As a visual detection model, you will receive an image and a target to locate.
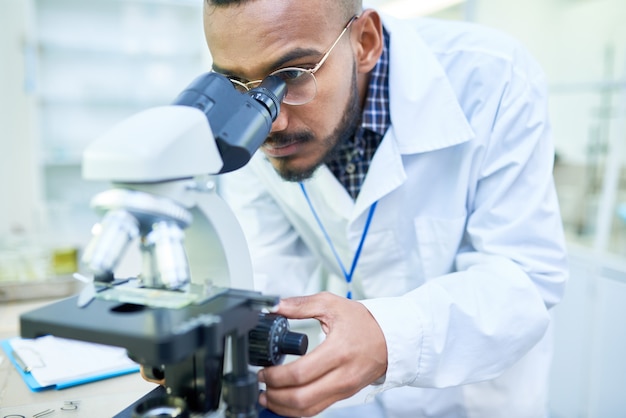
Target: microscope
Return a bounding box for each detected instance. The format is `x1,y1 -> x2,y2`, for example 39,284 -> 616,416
20,73 -> 308,418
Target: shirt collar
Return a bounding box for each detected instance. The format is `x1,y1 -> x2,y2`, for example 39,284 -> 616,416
361,27 -> 391,137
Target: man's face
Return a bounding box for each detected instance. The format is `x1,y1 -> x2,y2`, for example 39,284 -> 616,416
204,1 -> 361,181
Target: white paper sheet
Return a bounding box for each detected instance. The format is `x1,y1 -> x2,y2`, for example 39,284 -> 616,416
9,335 -> 138,387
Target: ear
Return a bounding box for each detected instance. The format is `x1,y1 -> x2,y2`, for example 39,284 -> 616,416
352,10 -> 384,74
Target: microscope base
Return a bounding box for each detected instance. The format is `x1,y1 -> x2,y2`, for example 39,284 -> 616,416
114,386 -> 285,418
19,288 -> 280,417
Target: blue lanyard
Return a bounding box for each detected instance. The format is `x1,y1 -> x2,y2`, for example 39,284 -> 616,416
299,183 -> 377,299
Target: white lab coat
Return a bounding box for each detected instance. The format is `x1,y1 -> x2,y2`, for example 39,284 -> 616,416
219,14 -> 568,418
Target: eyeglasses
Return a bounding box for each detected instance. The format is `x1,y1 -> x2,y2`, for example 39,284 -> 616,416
226,14 -> 359,106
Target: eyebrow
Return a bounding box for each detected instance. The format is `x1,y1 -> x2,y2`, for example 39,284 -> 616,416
212,46 -> 323,79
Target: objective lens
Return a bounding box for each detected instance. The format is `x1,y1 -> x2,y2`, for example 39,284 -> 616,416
146,221 -> 190,289
82,210 -> 139,276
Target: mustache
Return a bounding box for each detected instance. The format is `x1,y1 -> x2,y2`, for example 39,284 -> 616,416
266,131 -> 314,147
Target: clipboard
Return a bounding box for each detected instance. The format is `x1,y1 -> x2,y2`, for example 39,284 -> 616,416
1,337 -> 140,391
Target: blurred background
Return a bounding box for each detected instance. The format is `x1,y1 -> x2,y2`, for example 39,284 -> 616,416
0,0 -> 625,416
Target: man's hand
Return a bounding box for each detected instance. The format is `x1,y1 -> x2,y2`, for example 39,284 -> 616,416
258,292 -> 388,417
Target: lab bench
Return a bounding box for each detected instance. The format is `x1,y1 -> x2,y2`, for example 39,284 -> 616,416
0,298 -> 158,418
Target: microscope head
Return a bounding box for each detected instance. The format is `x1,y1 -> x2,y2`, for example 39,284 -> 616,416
79,73 -> 286,289
82,105 -> 224,183
82,72 -> 286,183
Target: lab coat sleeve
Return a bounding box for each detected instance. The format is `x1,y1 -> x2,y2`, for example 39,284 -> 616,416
218,164 -> 321,297
361,56 -> 568,390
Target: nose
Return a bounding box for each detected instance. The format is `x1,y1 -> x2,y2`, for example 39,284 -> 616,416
270,105 -> 289,133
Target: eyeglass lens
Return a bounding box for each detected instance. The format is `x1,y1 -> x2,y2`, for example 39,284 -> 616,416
227,14 -> 359,105
269,68 -> 317,105
230,69 -> 317,106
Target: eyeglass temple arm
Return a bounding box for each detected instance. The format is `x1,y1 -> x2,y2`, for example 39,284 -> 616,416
311,14 -> 360,73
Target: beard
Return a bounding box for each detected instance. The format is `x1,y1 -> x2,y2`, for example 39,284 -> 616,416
267,64 -> 361,182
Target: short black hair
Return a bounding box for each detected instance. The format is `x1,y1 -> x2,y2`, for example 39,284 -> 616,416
205,0 -> 362,21
206,0 -> 253,5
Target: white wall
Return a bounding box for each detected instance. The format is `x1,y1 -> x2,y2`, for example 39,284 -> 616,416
469,0 -> 626,165
0,0 -> 209,253
0,0 -> 44,243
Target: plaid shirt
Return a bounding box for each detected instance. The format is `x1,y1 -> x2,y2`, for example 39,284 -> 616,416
326,28 -> 391,200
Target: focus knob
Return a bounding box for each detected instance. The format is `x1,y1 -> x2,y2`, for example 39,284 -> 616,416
248,313 -> 308,366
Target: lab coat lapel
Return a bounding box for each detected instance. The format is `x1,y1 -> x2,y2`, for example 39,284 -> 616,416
309,166 -> 355,220
302,135 -> 403,228
383,14 -> 475,153
354,126 -> 405,220
352,15 -> 475,220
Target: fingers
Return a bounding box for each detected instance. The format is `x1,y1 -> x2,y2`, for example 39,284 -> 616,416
275,291 -> 337,320
259,334 -> 346,389
259,367 -> 365,417
259,329 -> 383,417
256,294 -> 388,417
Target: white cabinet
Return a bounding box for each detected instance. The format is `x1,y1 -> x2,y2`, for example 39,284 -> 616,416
549,245 -> 626,418
586,275 -> 626,416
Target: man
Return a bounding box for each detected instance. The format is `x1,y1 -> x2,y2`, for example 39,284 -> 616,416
205,0 -> 569,417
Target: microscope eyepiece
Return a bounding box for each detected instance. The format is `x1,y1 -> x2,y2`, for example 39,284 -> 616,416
247,75 -> 288,121
172,72 -> 287,173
